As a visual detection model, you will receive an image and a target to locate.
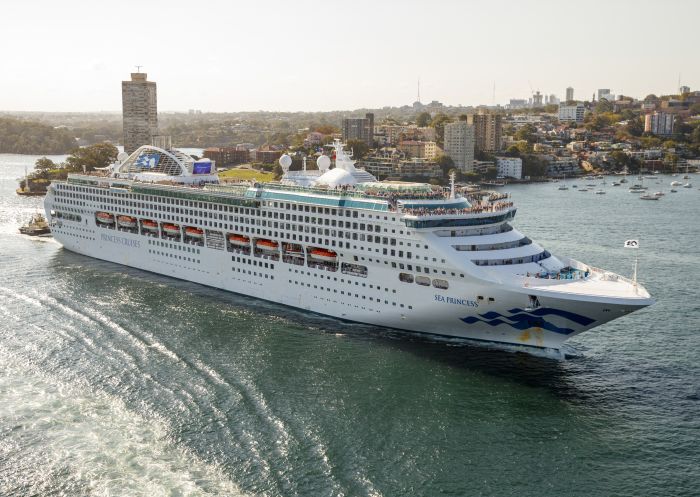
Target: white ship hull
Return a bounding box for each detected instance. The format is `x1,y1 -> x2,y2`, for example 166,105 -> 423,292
45,203 -> 648,356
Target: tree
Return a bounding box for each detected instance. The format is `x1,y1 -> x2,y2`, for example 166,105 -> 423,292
64,143 -> 119,172
34,157 -> 56,172
626,117 -> 644,137
690,103 -> 700,116
434,154 -> 454,177
314,124 -> 339,135
522,155 -> 547,177
515,124 -> 537,144
595,99 -> 614,113
415,112 -> 431,127
346,139 -> 369,160
609,150 -> 631,170
504,145 -> 521,157
429,114 -> 453,146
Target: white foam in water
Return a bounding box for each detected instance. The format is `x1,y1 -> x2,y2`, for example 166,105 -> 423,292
0,350 -> 249,497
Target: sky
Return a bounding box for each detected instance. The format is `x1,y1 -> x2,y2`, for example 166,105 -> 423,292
1,0 -> 699,113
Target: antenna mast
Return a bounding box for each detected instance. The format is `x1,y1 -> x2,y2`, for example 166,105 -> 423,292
417,78 -> 421,103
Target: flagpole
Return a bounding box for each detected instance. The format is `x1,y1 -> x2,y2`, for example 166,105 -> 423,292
633,254 -> 638,294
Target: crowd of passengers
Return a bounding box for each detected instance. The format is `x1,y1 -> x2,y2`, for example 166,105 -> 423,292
401,201 -> 514,217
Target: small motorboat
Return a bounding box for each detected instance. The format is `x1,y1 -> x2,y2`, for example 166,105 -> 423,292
19,213 -> 51,236
640,194 -> 660,200
682,183 -> 692,188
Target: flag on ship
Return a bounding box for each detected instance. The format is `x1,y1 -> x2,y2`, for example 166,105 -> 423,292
624,240 -> 639,248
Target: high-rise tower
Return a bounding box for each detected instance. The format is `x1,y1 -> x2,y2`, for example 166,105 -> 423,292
565,87 -> 574,102
122,72 -> 158,155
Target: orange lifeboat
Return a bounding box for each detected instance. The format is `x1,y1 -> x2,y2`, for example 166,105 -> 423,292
309,248 -> 337,262
228,234 -> 250,247
255,239 -> 279,252
185,226 -> 204,239
96,212 -> 114,224
117,215 -> 137,228
162,223 -> 180,236
142,219 -> 158,231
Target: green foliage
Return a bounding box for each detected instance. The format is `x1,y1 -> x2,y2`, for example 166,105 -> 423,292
314,124 -> 339,135
522,155 -> 547,177
346,139 -> 369,160
626,117 -> 644,137
514,124 -> 537,144
64,143 -> 118,172
595,99 -> 614,114
434,154 -> 454,176
429,114 -> 453,146
0,117 -> 77,154
609,150 -> 631,169
504,145 -> 521,157
415,112 -> 431,127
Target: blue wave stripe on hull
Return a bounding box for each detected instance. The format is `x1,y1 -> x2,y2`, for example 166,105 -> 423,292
460,307 -> 594,336
507,308 -> 596,326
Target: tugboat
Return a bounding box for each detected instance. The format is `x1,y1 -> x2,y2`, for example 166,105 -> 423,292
19,213 -> 51,236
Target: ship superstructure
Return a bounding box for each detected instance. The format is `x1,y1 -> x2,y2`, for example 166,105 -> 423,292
44,142 -> 653,356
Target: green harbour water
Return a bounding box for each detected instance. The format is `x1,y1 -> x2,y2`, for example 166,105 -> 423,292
1,154 -> 699,496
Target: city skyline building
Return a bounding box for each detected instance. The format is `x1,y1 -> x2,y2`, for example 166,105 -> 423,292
342,113 -> 375,147
558,103 -> 585,123
566,87 -> 574,102
443,121 -> 475,173
121,72 -> 158,155
644,112 -> 675,136
467,112 -> 502,153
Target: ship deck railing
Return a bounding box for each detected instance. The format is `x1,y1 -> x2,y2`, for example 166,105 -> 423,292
400,202 -> 514,218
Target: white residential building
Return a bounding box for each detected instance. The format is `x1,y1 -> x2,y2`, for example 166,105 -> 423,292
443,121 -> 475,173
558,103 -> 585,123
496,157 -> 523,179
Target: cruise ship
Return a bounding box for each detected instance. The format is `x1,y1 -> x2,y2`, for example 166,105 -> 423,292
44,141 -> 653,357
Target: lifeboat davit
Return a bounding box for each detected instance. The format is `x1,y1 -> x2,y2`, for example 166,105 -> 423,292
117,215 -> 137,228
185,226 -> 204,239
309,248 -> 337,262
255,239 -> 279,252
228,234 -> 250,247
283,244 -> 304,257
162,223 -> 180,236
96,212 -> 114,224
142,220 -> 158,231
